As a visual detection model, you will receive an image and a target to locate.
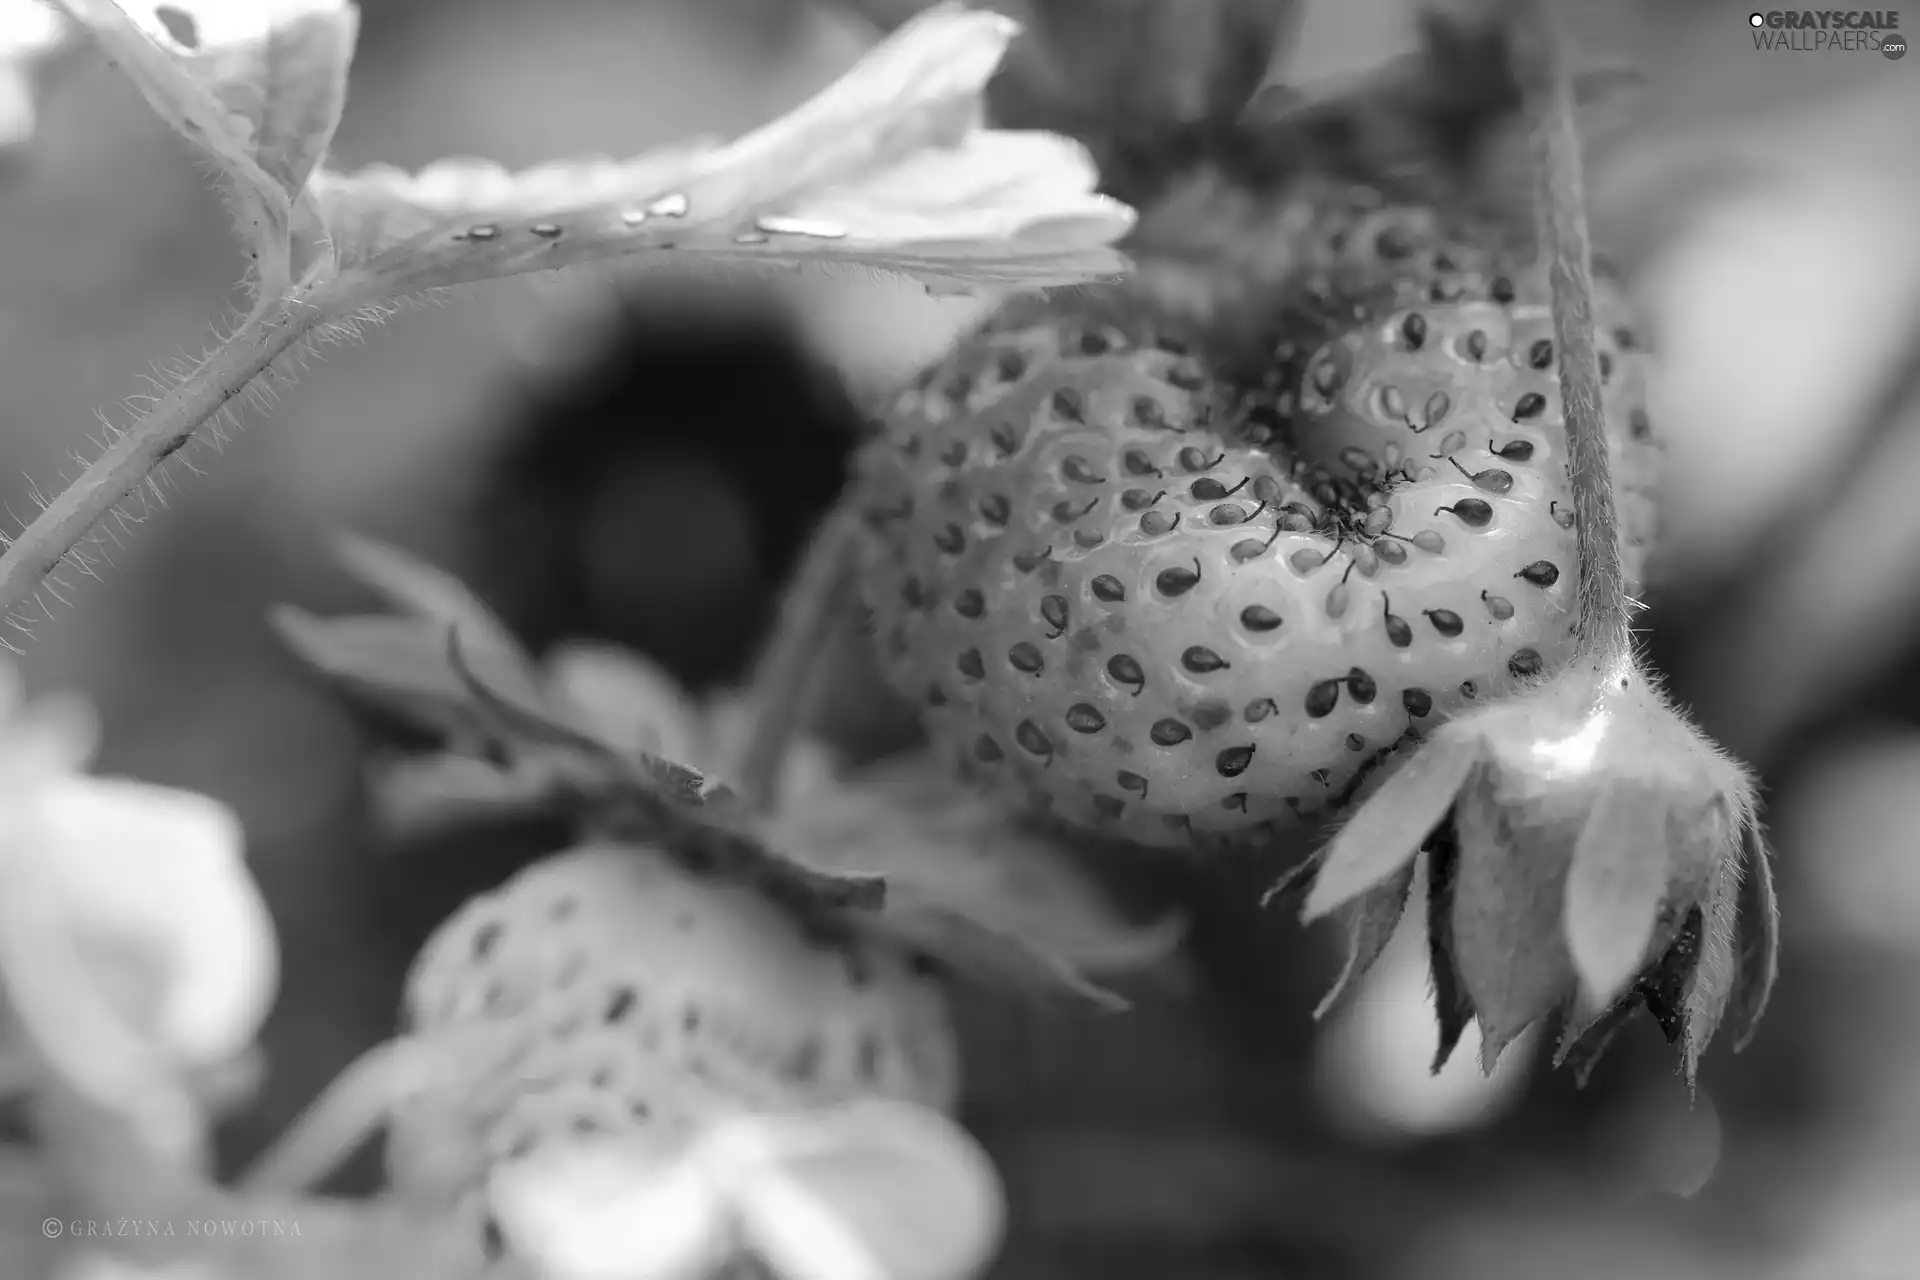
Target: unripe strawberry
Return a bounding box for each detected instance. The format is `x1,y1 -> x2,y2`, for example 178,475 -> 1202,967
852,187 -> 1664,853
386,840 -> 961,1239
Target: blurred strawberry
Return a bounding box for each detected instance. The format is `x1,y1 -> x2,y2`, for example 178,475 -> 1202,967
259,537 -> 1174,1272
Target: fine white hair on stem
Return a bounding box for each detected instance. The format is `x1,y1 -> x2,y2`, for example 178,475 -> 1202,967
1512,0 -> 1629,663
0,2 -> 1134,635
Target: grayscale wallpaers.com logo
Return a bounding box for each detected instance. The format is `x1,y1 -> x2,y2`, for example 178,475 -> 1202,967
1749,10 -> 1906,58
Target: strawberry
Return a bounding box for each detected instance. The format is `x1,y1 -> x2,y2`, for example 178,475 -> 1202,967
382,840 -> 960,1238
263,536 -> 1177,1273
851,189 -> 1663,852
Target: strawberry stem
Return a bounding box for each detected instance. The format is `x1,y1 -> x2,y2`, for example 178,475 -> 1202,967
1514,0 -> 1630,665
0,295 -> 318,629
731,508 -> 860,813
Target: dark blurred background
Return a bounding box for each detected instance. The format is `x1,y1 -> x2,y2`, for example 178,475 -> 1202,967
5,1 -> 1920,1277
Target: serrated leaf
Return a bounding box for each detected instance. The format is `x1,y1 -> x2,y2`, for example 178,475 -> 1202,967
1729,826 -> 1779,1052
1562,781 -> 1672,1007
544,641 -> 709,770
764,753 -> 1182,1005
1313,861 -> 1414,1020
269,606 -> 547,739
1680,853 -> 1741,1085
1450,783 -> 1576,1070
852,0 -> 1302,139
444,627 -> 721,810
305,2 -> 1133,302
56,0 -> 357,293
1302,734 -> 1481,921
332,533 -> 526,667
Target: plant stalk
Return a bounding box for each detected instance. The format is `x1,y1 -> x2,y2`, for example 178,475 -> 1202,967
1515,0 -> 1631,665
0,296 -> 318,623
732,508 -> 862,813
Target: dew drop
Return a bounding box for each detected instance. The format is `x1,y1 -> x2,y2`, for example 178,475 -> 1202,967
755,214 -> 848,239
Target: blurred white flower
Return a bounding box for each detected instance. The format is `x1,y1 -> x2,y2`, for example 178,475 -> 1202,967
0,0 -> 64,149
489,1097 -> 1005,1280
0,660 -> 277,1154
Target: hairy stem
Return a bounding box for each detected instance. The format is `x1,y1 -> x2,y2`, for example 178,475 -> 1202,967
0,296 -> 318,625
1515,0 -> 1630,664
731,508 -> 861,813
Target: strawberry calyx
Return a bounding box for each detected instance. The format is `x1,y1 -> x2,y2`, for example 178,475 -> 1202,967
275,538 -> 1176,1005
271,544 -> 886,918
1286,657 -> 1777,1088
